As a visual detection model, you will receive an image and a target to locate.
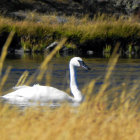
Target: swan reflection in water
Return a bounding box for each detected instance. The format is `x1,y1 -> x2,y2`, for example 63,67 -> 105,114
1,57 -> 90,107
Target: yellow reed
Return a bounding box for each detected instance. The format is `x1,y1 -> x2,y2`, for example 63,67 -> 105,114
0,31 -> 15,76
16,71 -> 29,86
0,66 -> 11,94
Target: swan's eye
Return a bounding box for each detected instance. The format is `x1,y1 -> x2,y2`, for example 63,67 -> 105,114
78,60 -> 84,66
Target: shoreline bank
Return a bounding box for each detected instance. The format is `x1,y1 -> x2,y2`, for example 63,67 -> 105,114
0,15 -> 140,57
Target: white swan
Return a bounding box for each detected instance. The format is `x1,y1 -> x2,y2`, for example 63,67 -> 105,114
1,57 -> 90,106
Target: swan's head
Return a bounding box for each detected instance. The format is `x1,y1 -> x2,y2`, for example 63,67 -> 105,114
70,57 -> 90,70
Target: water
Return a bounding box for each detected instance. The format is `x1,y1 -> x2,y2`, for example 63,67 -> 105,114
2,53 -> 140,96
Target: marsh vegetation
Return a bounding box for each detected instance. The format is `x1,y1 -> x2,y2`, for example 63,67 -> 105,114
0,34 -> 140,139
0,14 -> 140,57
0,1 -> 140,138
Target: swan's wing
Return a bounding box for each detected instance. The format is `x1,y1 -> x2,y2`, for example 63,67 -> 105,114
31,85 -> 74,102
3,86 -> 34,98
13,85 -> 30,90
3,85 -> 73,103
41,86 -> 74,102
13,84 -> 41,90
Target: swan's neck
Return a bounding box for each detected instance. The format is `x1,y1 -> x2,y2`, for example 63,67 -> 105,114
69,64 -> 83,102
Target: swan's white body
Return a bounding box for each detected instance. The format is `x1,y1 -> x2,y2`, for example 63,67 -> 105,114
2,57 -> 90,106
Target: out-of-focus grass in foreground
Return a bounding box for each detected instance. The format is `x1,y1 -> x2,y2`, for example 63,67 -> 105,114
0,33 -> 140,140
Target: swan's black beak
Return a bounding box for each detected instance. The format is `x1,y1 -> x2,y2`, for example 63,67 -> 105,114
78,60 -> 91,70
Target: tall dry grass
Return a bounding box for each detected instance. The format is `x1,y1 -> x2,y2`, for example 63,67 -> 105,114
0,31 -> 15,93
0,33 -> 140,140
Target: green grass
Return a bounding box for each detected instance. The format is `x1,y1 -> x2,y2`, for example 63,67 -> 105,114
0,14 -> 140,53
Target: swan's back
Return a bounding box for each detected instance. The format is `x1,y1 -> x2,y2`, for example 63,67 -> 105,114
3,84 -> 73,103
